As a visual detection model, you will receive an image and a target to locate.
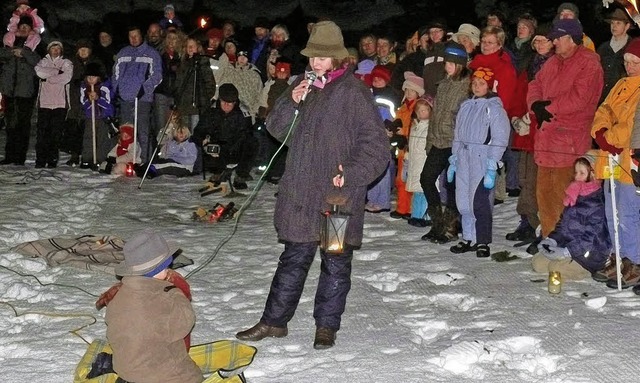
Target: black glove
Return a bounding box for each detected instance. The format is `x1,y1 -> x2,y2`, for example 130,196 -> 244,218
531,100 -> 552,127
384,119 -> 403,132
632,169 -> 640,188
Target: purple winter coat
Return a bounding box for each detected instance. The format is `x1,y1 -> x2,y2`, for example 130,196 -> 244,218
266,67 -> 389,247
112,42 -> 162,103
548,188 -> 611,273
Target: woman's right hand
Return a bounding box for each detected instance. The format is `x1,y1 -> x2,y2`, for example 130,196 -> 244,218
291,80 -> 310,104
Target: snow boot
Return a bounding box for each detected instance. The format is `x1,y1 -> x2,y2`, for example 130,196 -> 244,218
506,216 -> 536,242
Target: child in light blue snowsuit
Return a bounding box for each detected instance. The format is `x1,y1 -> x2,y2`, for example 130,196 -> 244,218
447,67 -> 510,257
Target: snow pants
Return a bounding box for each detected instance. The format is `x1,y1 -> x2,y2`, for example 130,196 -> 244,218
261,241 -> 353,331
605,181 -> 640,264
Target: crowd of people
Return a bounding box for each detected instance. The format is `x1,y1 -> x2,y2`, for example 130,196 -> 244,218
5,1 -> 640,379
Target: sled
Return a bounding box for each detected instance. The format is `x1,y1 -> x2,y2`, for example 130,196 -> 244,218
74,339 -> 257,383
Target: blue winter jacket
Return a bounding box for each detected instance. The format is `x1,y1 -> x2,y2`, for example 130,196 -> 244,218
548,188 -> 611,273
112,42 -> 162,103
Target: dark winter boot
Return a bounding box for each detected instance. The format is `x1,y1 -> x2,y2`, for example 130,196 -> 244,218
506,216 -> 536,242
421,205 -> 443,241
432,207 -> 460,244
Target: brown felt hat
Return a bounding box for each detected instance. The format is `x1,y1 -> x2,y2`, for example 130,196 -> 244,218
301,21 -> 349,59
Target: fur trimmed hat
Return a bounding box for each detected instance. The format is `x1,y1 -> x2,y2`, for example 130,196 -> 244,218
402,71 -> 425,97
301,21 -> 349,59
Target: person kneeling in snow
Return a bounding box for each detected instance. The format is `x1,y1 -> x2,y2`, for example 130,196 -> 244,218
532,156 -> 611,280
99,124 -> 140,175
135,125 -> 198,178
105,229 -> 202,383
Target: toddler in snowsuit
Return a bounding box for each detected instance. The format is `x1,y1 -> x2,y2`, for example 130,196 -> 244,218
533,156 -> 611,280
448,67 -> 510,258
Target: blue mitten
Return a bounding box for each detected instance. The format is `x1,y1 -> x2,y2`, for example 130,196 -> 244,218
446,155 -> 457,183
484,159 -> 497,189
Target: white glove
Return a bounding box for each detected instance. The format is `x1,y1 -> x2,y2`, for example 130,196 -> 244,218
511,113 -> 531,136
602,0 -> 614,8
540,238 -> 571,260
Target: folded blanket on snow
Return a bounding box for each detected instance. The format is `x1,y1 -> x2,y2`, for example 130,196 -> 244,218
11,235 -> 193,275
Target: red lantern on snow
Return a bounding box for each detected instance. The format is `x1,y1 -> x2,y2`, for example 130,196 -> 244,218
125,162 -> 134,177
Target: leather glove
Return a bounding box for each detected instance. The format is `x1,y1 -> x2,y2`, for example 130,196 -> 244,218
484,159 -> 498,189
594,128 -> 623,155
531,100 -> 552,127
95,282 -> 122,310
446,155 -> 457,183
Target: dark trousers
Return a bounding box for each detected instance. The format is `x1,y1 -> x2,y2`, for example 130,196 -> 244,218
420,146 -> 456,209
261,241 -> 353,331
473,179 -> 493,244
36,107 -> 67,165
3,96 -> 34,164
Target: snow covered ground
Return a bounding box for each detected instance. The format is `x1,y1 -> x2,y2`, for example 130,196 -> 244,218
1,140 -> 640,382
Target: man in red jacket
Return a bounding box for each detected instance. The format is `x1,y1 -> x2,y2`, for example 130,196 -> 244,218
526,18 -> 603,240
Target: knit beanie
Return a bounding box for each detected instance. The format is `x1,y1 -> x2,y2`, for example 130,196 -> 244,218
402,71 -> 425,97
443,42 -> 468,66
218,83 -> 239,103
370,65 -> 391,84
47,40 -> 63,52
625,37 -> 640,60
472,67 -> 496,89
557,2 -> 579,18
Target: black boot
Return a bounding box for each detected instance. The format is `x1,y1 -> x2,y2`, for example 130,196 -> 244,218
506,216 -> 536,242
421,205 -> 443,241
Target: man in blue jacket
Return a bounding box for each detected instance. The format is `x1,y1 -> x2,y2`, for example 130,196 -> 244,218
112,25 -> 162,163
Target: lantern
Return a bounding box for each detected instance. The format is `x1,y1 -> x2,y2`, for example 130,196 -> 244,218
320,205 -> 350,254
125,162 -> 134,177
548,271 -> 562,294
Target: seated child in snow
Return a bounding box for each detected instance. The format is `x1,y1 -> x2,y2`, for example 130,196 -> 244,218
404,95 -> 432,227
135,125 -> 198,178
532,156 -> 611,280
80,62 -> 115,168
103,229 -> 202,383
99,124 -> 140,175
447,67 -> 509,258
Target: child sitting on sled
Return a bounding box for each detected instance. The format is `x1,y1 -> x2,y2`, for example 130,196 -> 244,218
99,124 -> 140,175
102,229 -> 202,383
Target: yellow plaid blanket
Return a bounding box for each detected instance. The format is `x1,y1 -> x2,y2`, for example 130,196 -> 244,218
74,339 -> 257,383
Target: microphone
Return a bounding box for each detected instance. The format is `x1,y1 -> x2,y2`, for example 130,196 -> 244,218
300,70 -> 317,103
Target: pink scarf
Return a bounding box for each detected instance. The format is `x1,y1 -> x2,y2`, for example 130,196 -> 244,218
312,67 -> 347,89
563,180 -> 601,207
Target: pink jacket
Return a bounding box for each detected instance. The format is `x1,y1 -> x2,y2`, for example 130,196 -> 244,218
35,54 -> 73,109
527,46 -> 603,168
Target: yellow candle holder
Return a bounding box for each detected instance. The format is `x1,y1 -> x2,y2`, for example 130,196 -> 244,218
548,271 -> 562,294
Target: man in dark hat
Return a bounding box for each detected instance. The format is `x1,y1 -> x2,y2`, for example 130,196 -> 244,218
0,14 -> 40,165
597,7 -> 634,103
527,18 -> 603,250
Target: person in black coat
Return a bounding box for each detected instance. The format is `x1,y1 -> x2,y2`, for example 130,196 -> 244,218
192,83 -> 253,188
